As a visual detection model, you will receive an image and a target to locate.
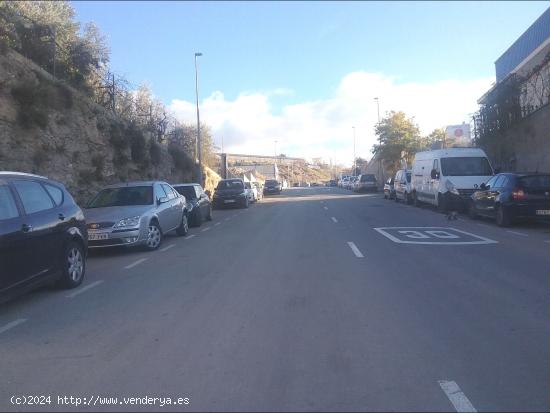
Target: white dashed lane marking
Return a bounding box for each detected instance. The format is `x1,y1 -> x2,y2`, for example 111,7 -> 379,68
201,227 -> 211,232
159,244 -> 175,252
331,217 -> 338,223
214,222 -> 221,226
323,206 -> 328,210
438,380 -> 477,412
506,230 -> 528,237
185,235 -> 196,240
125,258 -> 147,269
347,242 -> 364,258
66,280 -> 104,298
0,319 -> 27,335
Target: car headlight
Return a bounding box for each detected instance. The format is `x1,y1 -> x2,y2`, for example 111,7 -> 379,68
114,216 -> 141,228
445,180 -> 460,195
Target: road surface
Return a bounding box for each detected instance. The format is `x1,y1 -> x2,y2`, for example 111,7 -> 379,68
2,187 -> 550,412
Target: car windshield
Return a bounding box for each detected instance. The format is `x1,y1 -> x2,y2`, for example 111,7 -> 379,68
266,180 -> 278,185
174,185 -> 196,200
87,186 -> 153,208
518,175 -> 550,188
217,180 -> 244,190
440,157 -> 493,176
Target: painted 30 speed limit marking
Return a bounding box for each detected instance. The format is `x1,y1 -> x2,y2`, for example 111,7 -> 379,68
373,227 -> 498,245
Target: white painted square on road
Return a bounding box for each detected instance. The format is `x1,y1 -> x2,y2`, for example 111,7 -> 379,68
373,227 -> 498,245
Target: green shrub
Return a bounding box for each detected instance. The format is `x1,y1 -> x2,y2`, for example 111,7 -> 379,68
168,144 -> 193,171
91,154 -> 104,180
126,123 -> 147,164
32,148 -> 49,168
108,122 -> 127,150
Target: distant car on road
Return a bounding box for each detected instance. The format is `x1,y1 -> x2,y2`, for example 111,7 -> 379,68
394,169 -> 412,204
84,181 -> 188,250
244,181 -> 258,203
0,172 -> 88,302
172,183 -> 212,227
355,174 -> 378,192
213,178 -> 249,208
468,173 -> 550,226
384,177 -> 395,199
329,180 -> 338,187
264,179 -> 282,194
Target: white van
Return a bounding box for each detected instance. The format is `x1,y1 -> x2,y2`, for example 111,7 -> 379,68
411,148 -> 494,211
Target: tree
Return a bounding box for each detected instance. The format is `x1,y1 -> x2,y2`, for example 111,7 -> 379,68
422,128 -> 446,150
372,111 -> 422,170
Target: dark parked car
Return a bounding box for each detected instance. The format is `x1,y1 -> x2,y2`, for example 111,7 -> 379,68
329,180 -> 338,187
356,174 -> 378,192
173,183 -> 212,227
468,173 -> 550,226
264,179 -> 282,194
384,177 -> 395,199
212,179 -> 249,209
0,172 -> 87,302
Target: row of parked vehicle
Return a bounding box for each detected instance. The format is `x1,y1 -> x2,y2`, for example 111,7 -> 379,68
0,172 -> 278,303
381,147 -> 550,227
338,174 -> 378,192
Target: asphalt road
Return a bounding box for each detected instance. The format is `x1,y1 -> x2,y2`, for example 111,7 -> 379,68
2,187 -> 550,412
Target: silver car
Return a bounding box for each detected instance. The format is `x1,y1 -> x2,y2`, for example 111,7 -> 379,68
84,181 -> 189,250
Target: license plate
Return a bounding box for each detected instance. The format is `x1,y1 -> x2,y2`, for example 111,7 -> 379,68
536,210 -> 550,215
224,199 -> 236,204
88,233 -> 109,241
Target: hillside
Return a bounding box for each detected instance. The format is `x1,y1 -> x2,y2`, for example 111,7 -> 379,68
0,48 -> 219,203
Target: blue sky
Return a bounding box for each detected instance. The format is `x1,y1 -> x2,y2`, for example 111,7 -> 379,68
73,1 -> 550,163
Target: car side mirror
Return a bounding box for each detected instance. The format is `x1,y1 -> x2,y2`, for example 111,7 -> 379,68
430,169 -> 439,180
157,196 -> 169,205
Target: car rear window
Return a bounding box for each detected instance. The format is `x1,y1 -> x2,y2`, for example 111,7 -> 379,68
174,185 -> 197,200
265,180 -> 279,185
217,180 -> 244,190
518,175 -> 550,188
87,186 -> 153,208
361,175 -> 376,182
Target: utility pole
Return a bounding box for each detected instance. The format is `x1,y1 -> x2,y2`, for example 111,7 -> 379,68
352,126 -> 356,177
194,52 -> 203,185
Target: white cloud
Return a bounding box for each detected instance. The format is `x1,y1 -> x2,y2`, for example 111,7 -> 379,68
170,72 -> 494,166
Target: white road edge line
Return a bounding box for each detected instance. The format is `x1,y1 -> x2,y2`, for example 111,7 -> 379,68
66,280 -> 104,298
331,217 -> 338,223
347,242 -> 364,258
201,227 -> 211,232
507,230 -> 528,237
438,380 -> 477,413
224,217 -> 230,221
214,222 -> 221,226
0,319 -> 27,335
185,235 -> 196,240
125,258 -> 147,269
159,244 -> 176,252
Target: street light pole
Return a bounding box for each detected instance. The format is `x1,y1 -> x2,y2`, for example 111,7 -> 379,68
374,97 -> 380,124
352,126 -> 356,177
194,52 -> 203,185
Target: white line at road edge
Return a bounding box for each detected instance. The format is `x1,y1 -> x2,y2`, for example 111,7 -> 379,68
159,244 -> 175,252
125,258 -> 147,269
185,235 -> 196,240
214,222 -> 221,226
0,319 -> 27,335
331,217 -> 338,223
506,230 -> 528,237
347,242 -> 364,258
66,280 -> 104,298
224,217 -> 230,221
438,380 -> 477,412
201,227 -> 211,232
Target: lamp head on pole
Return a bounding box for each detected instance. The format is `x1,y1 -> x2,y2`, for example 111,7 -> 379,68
195,52 -> 202,57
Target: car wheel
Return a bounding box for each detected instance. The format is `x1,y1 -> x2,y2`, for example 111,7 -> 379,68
192,209 -> 203,227
244,198 -> 249,208
437,193 -> 448,213
58,241 -> 86,289
206,205 -> 213,221
468,200 -> 478,220
176,213 -> 189,236
145,221 -> 162,250
496,205 -> 511,227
